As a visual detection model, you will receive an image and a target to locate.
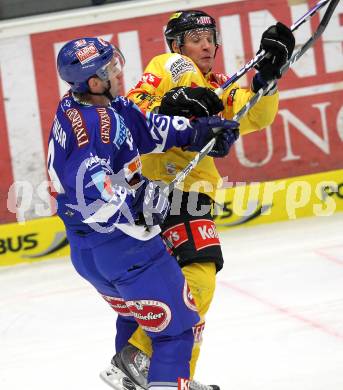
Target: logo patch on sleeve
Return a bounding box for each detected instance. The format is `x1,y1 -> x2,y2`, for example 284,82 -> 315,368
135,73 -> 162,88
126,300 -> 171,332
227,88 -> 238,106
189,219 -> 220,251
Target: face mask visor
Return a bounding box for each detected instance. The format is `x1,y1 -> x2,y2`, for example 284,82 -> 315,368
183,28 -> 221,46
96,45 -> 125,81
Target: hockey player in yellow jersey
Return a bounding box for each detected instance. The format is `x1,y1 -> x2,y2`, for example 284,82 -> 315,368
101,9 -> 295,390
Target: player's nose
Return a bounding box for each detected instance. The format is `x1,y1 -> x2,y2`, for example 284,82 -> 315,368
200,38 -> 212,49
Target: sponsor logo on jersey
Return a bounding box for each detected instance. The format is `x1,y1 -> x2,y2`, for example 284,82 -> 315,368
126,299 -> 171,332
166,55 -> 196,82
162,223 -> 189,249
112,112 -> 127,150
135,73 -> 162,89
183,280 -> 197,312
227,88 -> 238,106
189,219 -> 220,251
193,321 -> 205,343
212,72 -> 229,84
52,117 -> 66,149
65,108 -> 89,147
133,93 -> 162,112
124,156 -> 142,180
165,162 -> 176,175
96,107 -> 111,144
63,98 -> 72,108
101,295 -> 132,316
209,73 -> 229,89
76,43 -> 100,64
91,170 -> 122,201
84,153 -> 111,171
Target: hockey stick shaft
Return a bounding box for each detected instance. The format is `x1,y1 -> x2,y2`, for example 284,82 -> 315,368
166,0 -> 339,195
215,0 -> 332,95
165,138 -> 216,194
232,0 -> 340,123
282,0 -> 340,73
166,88 -> 262,196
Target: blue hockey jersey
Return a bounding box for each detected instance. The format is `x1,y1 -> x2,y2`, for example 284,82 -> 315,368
47,92 -> 195,246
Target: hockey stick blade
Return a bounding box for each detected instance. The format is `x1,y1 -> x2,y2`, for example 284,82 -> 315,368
167,0 -> 340,194
281,0 -> 340,75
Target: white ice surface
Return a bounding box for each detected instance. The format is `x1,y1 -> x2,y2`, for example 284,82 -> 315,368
1,214 -> 343,390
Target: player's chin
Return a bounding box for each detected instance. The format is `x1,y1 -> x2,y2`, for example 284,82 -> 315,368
198,58 -> 214,74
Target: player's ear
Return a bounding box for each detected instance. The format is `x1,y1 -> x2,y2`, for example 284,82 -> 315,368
88,76 -> 100,92
172,41 -> 181,54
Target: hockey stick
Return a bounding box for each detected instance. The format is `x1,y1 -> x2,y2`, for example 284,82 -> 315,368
215,0 -> 333,95
165,85 -> 264,195
281,0 -> 340,74
166,0 -> 340,195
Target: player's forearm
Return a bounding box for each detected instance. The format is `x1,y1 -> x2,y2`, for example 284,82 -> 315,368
223,87 -> 279,135
240,91 -> 279,134
142,113 -> 193,154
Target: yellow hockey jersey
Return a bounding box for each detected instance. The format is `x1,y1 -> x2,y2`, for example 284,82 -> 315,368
127,53 -> 279,199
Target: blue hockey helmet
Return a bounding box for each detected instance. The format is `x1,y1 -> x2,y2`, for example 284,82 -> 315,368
57,37 -> 125,93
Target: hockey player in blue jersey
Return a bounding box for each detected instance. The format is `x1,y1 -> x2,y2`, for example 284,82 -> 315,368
47,37 -> 239,390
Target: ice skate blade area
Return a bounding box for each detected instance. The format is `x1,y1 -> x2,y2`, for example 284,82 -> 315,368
1,214 -> 343,390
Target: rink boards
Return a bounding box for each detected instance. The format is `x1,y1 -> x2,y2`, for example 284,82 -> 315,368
1,168 -> 342,266
0,0 -> 342,225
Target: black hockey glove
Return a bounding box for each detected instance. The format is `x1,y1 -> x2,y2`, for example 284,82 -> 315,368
186,116 -> 239,158
252,22 -> 295,92
132,177 -> 170,227
159,86 -> 224,118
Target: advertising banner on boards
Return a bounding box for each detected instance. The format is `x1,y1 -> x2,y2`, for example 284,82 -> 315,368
0,0 -> 342,224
